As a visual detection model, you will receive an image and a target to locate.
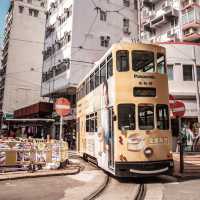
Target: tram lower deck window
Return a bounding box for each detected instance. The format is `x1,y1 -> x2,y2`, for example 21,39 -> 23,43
138,104 -> 154,130
156,104 -> 169,130
118,104 -> 135,130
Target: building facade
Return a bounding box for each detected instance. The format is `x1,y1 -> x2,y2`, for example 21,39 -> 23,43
0,0 -> 46,114
41,0 -> 138,99
141,0 -> 200,120
141,0 -> 200,43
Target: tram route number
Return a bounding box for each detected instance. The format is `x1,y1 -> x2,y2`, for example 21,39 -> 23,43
148,137 -> 168,145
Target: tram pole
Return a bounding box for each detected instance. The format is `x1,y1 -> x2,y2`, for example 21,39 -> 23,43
178,117 -> 184,173
59,116 -> 63,141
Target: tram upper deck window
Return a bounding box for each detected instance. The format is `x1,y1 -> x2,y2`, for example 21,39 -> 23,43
86,78 -> 90,95
156,104 -> 169,130
95,68 -> 100,87
157,53 -> 166,74
90,73 -> 95,91
138,104 -> 154,130
132,51 -> 154,72
116,50 -> 129,72
107,54 -> 113,78
118,104 -> 135,130
100,61 -> 106,83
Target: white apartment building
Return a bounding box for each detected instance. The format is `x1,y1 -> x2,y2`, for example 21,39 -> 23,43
0,0 -> 46,114
141,0 -> 200,120
41,0 -> 138,99
141,0 -> 200,42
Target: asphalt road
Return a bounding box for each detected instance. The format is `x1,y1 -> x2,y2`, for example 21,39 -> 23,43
0,161 -> 200,200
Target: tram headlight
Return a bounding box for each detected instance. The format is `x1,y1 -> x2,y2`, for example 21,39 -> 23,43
144,147 -> 153,157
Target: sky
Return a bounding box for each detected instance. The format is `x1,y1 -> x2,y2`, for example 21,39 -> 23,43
0,0 -> 10,47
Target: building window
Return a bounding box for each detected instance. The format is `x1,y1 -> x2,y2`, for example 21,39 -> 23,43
183,65 -> 193,81
197,66 -> 200,81
29,9 -> 33,16
123,18 -> 130,34
100,10 -> 107,21
41,2 -> 45,7
167,65 -> 174,80
19,6 -> 24,14
34,10 -> 39,17
100,36 -> 110,47
29,9 -> 39,17
123,0 -> 130,7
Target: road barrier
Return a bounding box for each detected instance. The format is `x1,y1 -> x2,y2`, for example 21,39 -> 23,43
0,138 -> 68,167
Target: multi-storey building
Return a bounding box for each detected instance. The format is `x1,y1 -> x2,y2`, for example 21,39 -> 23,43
0,0 -> 46,114
141,0 -> 180,42
41,0 -> 138,100
141,0 -> 200,42
181,0 -> 200,42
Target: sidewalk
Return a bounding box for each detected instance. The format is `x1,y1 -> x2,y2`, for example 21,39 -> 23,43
0,166 -> 80,181
173,153 -> 200,180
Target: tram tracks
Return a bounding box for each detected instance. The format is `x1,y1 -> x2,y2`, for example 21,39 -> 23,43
134,184 -> 146,200
83,173 -> 147,200
69,154 -> 147,200
83,174 -> 110,200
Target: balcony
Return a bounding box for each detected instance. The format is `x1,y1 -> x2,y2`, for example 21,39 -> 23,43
181,0 -> 200,10
183,27 -> 200,41
143,0 -> 160,7
143,7 -> 178,31
182,6 -> 200,30
151,8 -> 179,28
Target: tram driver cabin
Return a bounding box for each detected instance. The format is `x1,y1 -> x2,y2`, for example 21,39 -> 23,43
76,42 -> 174,177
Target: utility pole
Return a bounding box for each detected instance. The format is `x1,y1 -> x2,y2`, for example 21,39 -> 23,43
193,45 -> 200,123
137,0 -> 142,42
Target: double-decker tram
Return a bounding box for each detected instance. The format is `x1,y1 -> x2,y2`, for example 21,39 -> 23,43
76,42 -> 174,177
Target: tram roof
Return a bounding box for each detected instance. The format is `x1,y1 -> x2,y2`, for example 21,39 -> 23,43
78,42 -> 165,87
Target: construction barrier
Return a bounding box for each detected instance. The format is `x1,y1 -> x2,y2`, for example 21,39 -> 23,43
0,138 -> 68,166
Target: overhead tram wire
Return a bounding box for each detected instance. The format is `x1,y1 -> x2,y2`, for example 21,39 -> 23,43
0,35 -> 105,53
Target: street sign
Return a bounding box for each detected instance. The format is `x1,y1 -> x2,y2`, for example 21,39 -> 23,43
169,94 -> 175,110
55,98 -> 71,142
55,98 -> 71,117
172,100 -> 186,118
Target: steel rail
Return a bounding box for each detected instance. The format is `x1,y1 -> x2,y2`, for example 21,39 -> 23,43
134,184 -> 147,200
83,174 -> 110,200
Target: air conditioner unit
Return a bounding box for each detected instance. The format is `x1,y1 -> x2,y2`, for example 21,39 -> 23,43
167,29 -> 176,37
189,28 -> 196,34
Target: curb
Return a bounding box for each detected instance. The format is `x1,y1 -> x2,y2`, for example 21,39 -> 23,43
173,173 -> 200,181
0,167 -> 80,181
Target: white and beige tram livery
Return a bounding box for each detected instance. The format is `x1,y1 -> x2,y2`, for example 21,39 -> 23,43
76,42 -> 174,177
